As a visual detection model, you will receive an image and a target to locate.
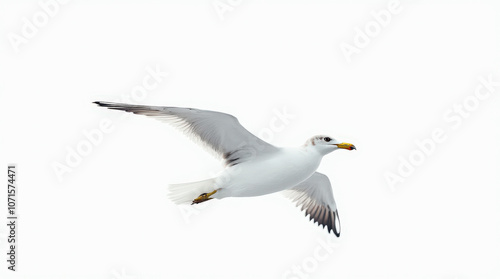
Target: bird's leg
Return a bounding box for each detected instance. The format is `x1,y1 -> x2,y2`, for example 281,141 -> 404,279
192,190 -> 217,205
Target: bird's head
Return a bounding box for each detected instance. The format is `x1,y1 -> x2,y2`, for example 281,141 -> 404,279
305,135 -> 356,155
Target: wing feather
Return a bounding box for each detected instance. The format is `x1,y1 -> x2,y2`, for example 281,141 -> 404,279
283,172 -> 341,236
94,101 -> 278,166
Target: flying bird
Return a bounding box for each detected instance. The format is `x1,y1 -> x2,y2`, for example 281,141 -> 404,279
94,101 -> 356,236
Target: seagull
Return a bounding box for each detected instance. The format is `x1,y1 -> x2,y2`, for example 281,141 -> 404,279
94,101 -> 356,236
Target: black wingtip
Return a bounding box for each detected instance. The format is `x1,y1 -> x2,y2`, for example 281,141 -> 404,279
93,101 -> 122,109
93,101 -> 108,107
332,210 -> 341,237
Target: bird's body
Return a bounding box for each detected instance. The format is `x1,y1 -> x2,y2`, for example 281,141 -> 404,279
94,101 -> 355,236
215,147 -> 321,198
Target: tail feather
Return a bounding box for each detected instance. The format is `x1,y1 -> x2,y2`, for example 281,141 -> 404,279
168,178 -> 216,204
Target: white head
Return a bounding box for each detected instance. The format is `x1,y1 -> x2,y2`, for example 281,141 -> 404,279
305,135 -> 356,156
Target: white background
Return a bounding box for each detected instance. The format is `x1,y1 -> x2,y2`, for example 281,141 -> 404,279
1,1 -> 499,278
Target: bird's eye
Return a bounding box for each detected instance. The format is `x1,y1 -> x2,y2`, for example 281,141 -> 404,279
324,137 -> 331,142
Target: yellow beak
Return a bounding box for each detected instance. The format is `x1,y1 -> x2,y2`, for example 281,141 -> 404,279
335,142 -> 356,150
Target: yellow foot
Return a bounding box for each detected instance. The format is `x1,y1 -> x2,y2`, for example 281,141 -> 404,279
192,190 -> 217,205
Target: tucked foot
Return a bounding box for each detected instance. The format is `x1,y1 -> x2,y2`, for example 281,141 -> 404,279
192,190 -> 217,205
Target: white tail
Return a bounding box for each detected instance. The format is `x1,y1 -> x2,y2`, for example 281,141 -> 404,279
167,178 -> 216,204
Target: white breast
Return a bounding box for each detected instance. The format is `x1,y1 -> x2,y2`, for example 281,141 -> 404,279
215,147 -> 322,198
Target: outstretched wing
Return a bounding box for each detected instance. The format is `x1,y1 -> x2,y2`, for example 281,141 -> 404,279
94,101 -> 278,166
283,172 -> 341,236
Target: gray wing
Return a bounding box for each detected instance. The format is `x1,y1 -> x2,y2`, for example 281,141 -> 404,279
283,172 -> 341,236
94,101 -> 278,166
